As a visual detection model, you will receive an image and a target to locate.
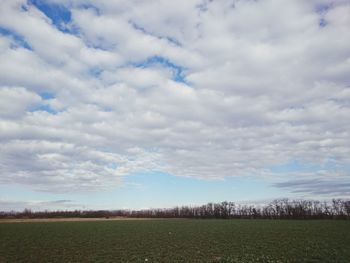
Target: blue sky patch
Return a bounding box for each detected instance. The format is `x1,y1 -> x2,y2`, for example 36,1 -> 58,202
89,67 -> 103,78
270,160 -> 322,174
319,18 -> 327,28
79,3 -> 101,15
39,91 -> 55,100
0,27 -> 31,50
134,56 -> 187,83
30,103 -> 56,114
130,21 -> 182,47
269,158 -> 342,174
28,0 -> 71,32
165,37 -> 182,47
315,3 -> 332,14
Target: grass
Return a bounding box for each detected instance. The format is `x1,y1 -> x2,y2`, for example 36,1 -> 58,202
0,219 -> 349,262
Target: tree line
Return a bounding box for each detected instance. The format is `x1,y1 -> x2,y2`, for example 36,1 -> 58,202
1,199 -> 350,220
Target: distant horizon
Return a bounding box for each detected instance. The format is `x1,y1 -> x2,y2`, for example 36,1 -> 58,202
2,198 -> 350,223
1,0 -> 350,211
1,195 -> 348,213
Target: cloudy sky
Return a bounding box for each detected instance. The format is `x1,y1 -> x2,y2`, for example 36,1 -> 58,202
0,0 -> 349,211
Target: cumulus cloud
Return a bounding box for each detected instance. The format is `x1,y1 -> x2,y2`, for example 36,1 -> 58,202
0,87 -> 41,118
0,0 -> 349,195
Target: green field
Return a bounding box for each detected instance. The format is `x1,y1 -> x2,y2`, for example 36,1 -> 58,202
0,219 -> 349,262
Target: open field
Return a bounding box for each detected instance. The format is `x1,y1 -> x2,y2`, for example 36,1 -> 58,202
0,219 -> 349,262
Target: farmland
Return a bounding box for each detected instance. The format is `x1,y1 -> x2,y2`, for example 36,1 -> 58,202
0,219 -> 349,262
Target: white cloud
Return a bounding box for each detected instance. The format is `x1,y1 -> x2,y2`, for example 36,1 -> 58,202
0,198 -> 81,211
0,0 -> 349,195
0,87 -> 41,118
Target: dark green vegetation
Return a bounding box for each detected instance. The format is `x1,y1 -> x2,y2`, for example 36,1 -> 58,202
1,220 -> 349,263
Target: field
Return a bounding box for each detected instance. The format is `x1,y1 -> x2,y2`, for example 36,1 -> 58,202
0,219 -> 349,262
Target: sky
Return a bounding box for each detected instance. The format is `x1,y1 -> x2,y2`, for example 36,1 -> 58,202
0,0 -> 350,211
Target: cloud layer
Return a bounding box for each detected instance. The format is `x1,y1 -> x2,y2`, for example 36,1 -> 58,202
1,0 -> 350,195
0,198 -> 80,211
